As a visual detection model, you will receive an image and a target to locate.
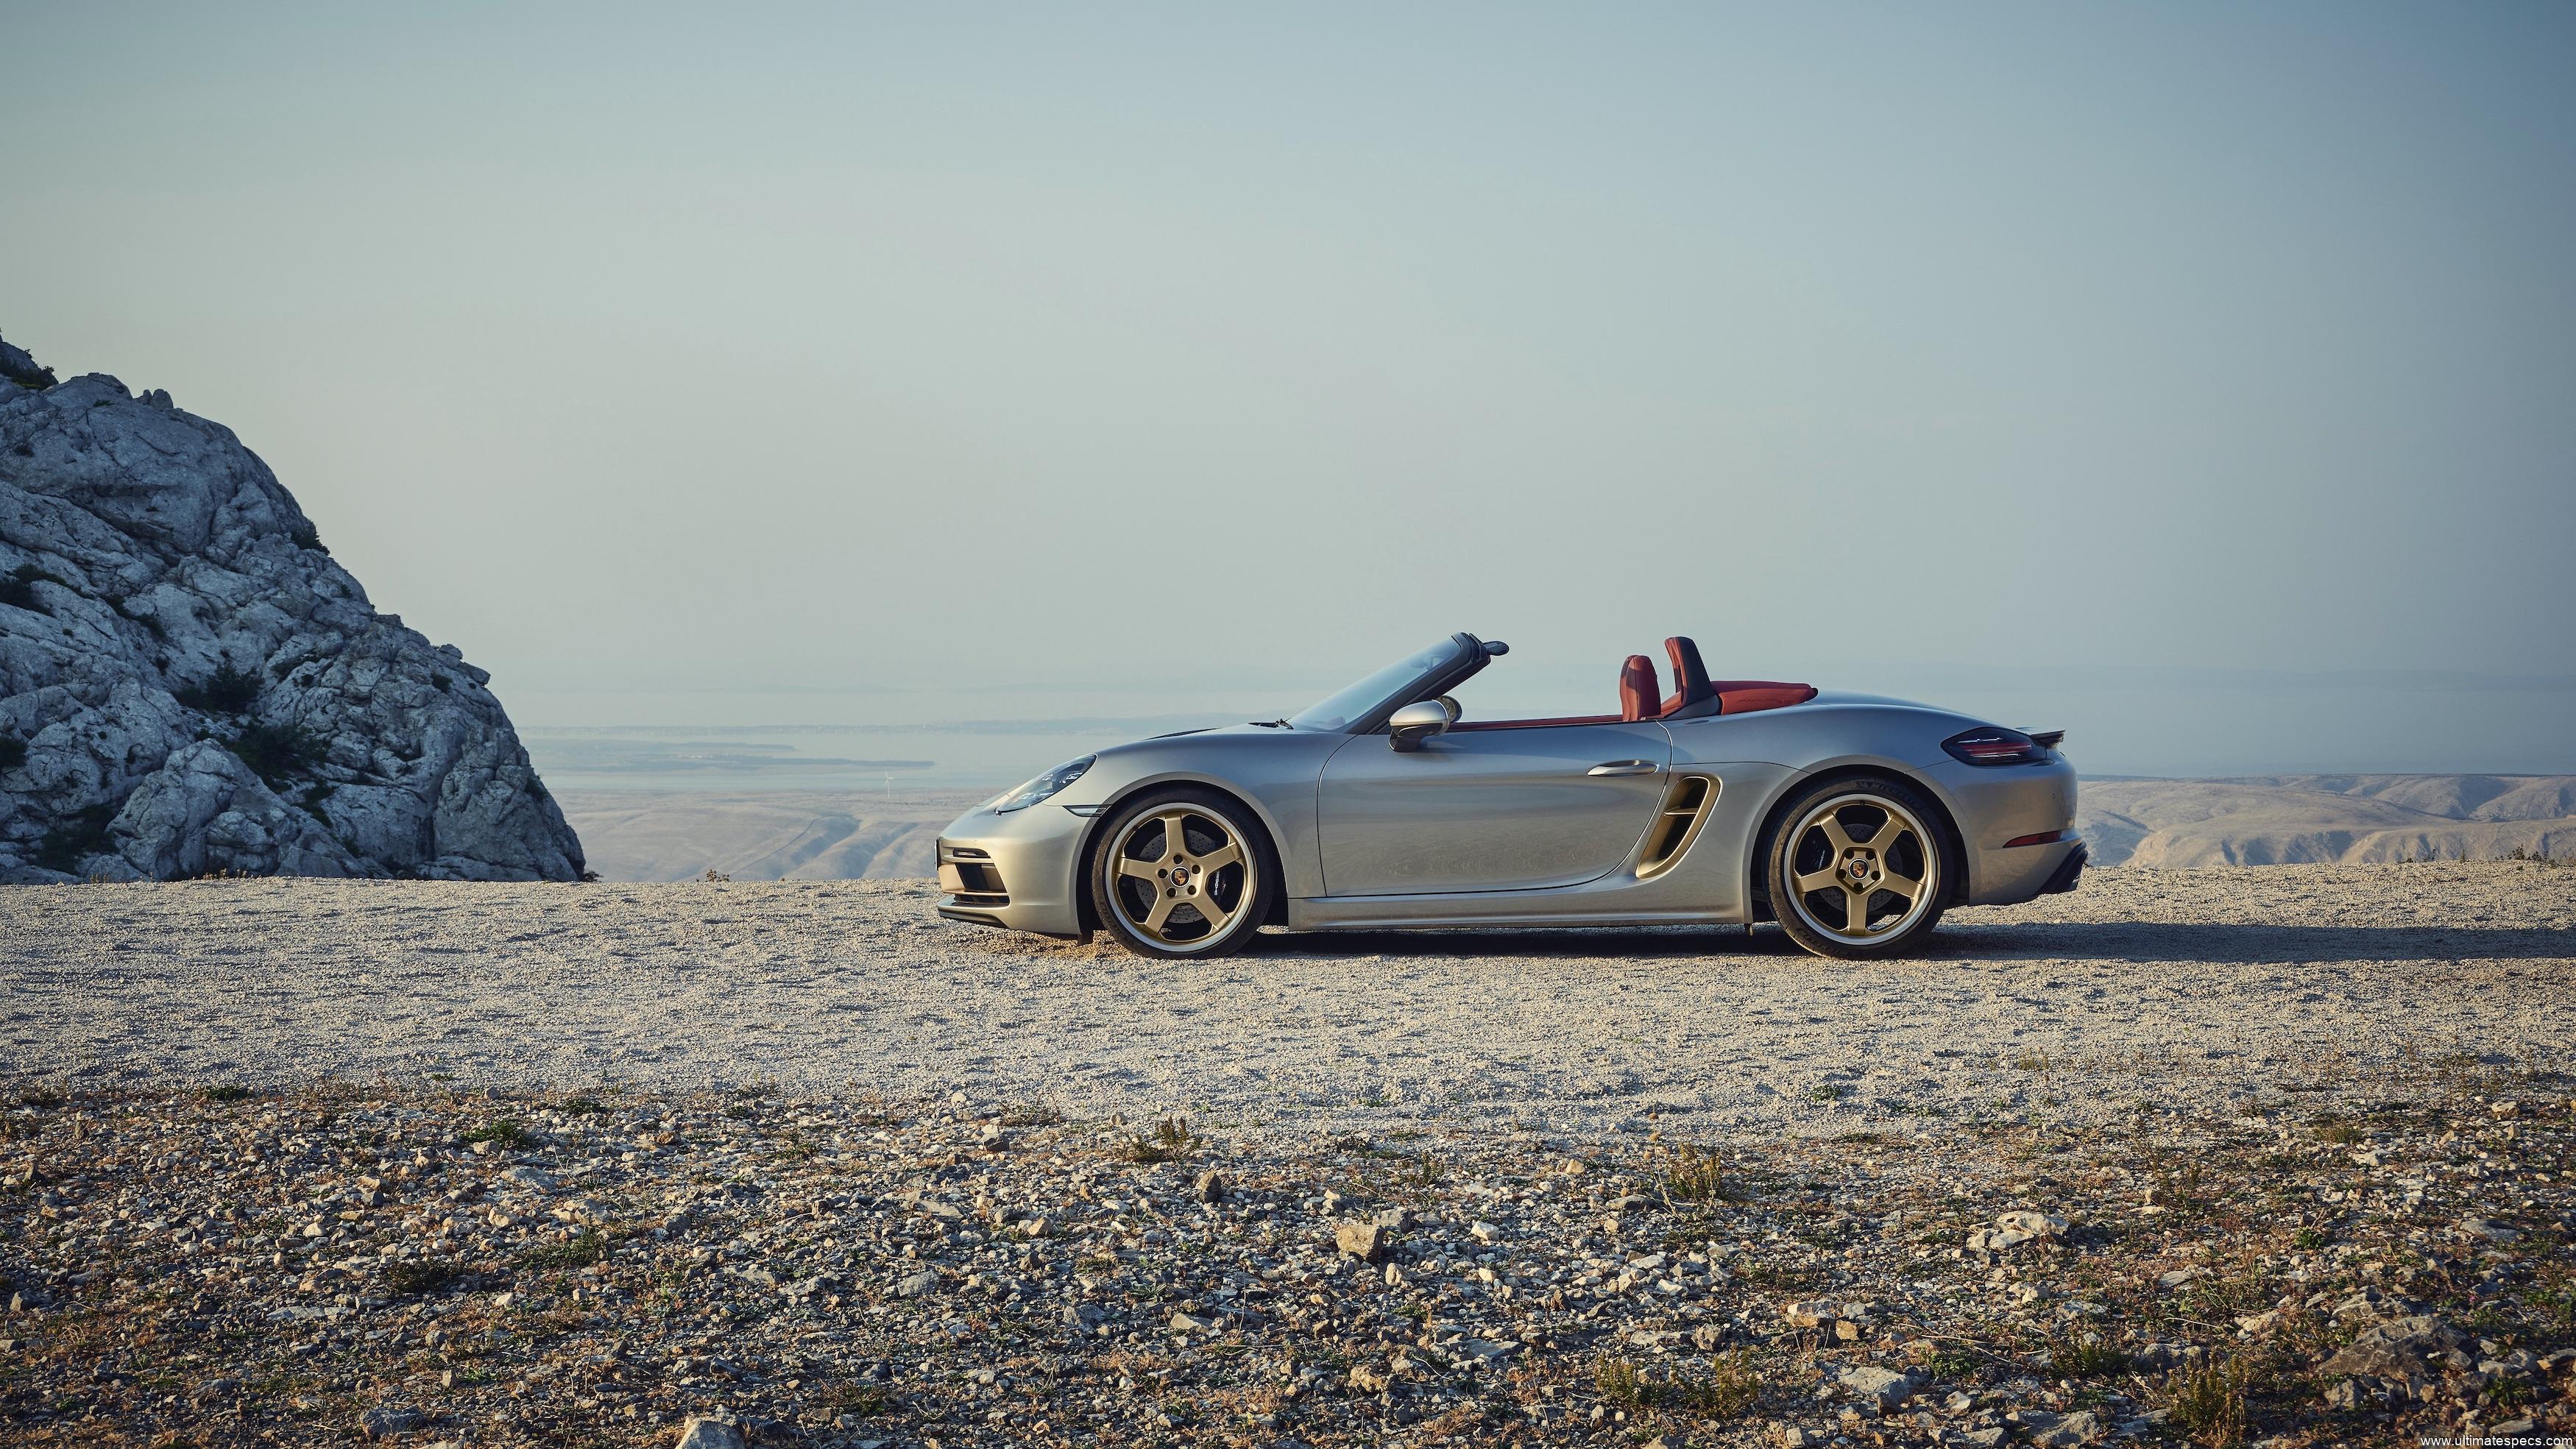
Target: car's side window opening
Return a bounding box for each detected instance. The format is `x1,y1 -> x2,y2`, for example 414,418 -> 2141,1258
1435,637 -> 1819,730
1443,656 -> 1652,732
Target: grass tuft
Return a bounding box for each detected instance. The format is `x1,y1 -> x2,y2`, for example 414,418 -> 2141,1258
1125,1115 -> 1197,1163
2046,1337 -> 2129,1378
222,722 -> 323,789
35,802 -> 117,874
1662,1144 -> 1727,1203
2165,1353 -> 2252,1447
1,356 -> 59,390
1594,1351 -> 1761,1417
1595,1354 -> 1645,1406
174,663 -> 261,715
0,563 -> 66,613
521,1228 -> 612,1270
385,1258 -> 459,1294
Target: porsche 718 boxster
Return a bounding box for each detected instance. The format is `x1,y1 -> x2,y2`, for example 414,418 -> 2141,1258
935,634 -> 2081,960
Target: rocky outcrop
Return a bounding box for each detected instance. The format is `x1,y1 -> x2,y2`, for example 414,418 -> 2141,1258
0,330 -> 583,882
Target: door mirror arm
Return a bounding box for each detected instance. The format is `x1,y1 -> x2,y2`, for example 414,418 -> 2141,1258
1387,700 -> 1451,753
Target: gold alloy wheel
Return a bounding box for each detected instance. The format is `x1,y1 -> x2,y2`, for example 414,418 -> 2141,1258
1106,805 -> 1254,949
1783,791 -> 1939,943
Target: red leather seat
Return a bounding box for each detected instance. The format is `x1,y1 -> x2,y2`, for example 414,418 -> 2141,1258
1620,655 -> 1663,721
1660,634 -> 1818,718
1446,645 -> 1812,731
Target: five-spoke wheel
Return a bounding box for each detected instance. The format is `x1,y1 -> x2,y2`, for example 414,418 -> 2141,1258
1766,776 -> 1951,958
1090,790 -> 1273,958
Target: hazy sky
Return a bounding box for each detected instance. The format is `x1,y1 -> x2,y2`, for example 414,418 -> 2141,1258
6,4 -> 2572,773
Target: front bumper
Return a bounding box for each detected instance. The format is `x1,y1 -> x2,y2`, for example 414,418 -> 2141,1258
933,802 -> 1092,938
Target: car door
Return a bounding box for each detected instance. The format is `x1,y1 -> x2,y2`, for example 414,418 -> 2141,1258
1315,721 -> 1674,895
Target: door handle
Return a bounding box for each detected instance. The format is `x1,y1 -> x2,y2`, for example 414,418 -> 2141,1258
1586,759 -> 1658,776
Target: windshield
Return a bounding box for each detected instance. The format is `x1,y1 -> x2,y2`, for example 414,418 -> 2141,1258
1286,637 -> 1468,731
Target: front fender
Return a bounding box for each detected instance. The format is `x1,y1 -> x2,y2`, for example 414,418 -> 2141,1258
1051,730 -> 1348,900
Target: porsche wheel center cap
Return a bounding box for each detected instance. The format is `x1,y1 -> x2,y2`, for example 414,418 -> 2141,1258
1169,865 -> 1194,890
1844,852 -> 1875,885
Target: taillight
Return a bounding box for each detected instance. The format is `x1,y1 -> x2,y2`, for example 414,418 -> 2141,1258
1944,726 -> 2049,766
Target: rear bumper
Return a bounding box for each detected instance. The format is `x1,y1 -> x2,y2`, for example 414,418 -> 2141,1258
1931,753 -> 2079,906
2039,841 -> 2088,895
933,803 -> 1091,938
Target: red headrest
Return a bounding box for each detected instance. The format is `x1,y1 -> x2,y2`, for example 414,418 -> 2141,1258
1620,655 -> 1663,721
1664,636 -> 1714,710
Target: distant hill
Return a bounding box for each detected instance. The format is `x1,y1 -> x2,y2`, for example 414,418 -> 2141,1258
558,790 -> 985,882
2078,774 -> 2576,867
562,773 -> 2576,884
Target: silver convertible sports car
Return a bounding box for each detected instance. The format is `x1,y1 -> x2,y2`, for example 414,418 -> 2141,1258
935,634 -> 2082,960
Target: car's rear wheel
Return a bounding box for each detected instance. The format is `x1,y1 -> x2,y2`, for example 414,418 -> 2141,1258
1766,776 -> 1951,959
1089,790 -> 1274,960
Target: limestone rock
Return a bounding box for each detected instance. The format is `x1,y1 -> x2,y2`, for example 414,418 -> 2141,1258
2035,1409 -> 2106,1446
672,1416 -> 746,1449
2318,1314 -> 2469,1381
1836,1364 -> 1915,1407
0,331 -> 581,882
1995,1209 -> 2067,1239
1974,1209 -> 2069,1252
1781,1299 -> 1843,1330
358,1404 -> 425,1439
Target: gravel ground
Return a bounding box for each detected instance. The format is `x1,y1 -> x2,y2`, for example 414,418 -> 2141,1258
0,1081 -> 2568,1448
4,865 -> 2573,1448
5,865 -> 2574,1138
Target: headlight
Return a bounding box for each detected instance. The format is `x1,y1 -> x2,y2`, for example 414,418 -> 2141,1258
991,754 -> 1096,812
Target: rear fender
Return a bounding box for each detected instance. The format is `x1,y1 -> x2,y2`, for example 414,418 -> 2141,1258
1741,758 -> 1974,915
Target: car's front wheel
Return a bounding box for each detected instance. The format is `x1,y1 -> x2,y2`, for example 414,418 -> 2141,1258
1088,790 -> 1275,960
1765,776 -> 1953,959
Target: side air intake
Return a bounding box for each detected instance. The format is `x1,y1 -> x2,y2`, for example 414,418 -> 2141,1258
1636,775 -> 1719,879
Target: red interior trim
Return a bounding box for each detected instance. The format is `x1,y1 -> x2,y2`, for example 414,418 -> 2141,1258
1449,714 -> 1624,731
1715,682 -> 1818,715
1443,662 -> 1818,731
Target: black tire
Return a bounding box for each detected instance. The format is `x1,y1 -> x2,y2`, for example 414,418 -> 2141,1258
1763,774 -> 1956,960
1087,788 -> 1278,960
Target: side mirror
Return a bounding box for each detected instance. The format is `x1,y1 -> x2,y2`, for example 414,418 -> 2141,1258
1388,700 -> 1451,753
